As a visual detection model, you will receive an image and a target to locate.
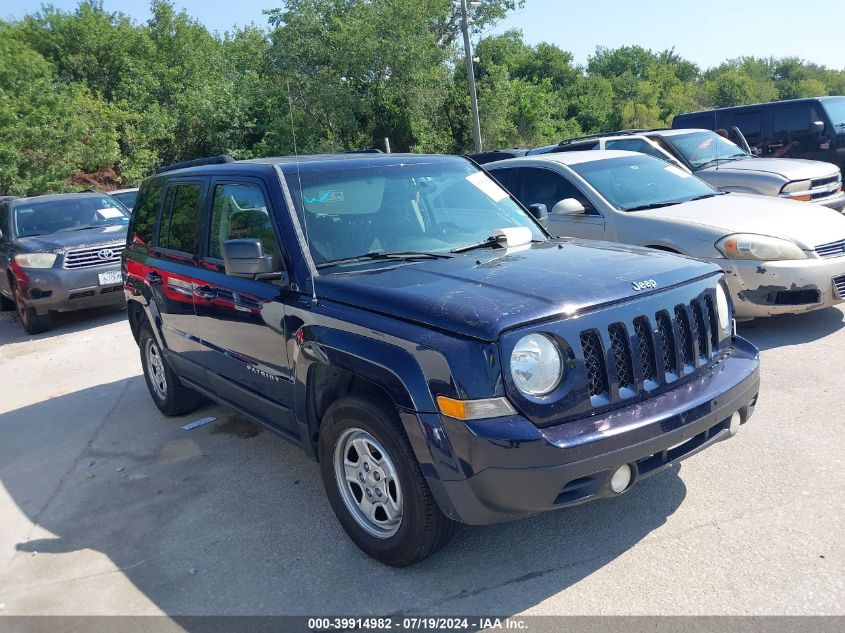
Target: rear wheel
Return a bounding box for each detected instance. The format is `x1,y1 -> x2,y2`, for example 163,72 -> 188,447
139,323 -> 202,416
318,394 -> 455,566
13,283 -> 50,334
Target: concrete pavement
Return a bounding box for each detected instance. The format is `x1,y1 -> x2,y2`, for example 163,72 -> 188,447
0,304 -> 842,616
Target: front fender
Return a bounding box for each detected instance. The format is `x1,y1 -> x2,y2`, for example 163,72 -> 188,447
293,325 -> 463,480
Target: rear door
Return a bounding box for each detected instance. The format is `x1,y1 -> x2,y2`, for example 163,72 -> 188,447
147,179 -> 207,355
189,178 -> 296,427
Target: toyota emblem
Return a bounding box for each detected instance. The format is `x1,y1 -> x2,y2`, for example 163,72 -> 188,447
97,249 -> 113,261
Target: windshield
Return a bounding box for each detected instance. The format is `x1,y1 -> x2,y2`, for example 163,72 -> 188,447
569,154 -> 720,211
823,98 -> 845,128
13,196 -> 130,237
664,131 -> 750,169
284,159 -> 544,268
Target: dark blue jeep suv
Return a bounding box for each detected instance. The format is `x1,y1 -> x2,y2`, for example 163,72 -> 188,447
123,153 -> 760,566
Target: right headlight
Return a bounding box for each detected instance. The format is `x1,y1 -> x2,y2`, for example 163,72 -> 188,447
510,333 -> 564,396
715,233 -> 807,261
14,253 -> 57,269
715,283 -> 731,332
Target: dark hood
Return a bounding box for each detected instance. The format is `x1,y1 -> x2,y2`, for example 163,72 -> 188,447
316,240 -> 720,341
16,225 -> 128,254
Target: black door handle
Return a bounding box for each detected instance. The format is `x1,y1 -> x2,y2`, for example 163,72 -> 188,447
145,272 -> 163,285
194,285 -> 217,300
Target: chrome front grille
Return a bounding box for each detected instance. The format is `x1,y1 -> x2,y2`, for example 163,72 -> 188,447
834,275 -> 845,300
578,291 -> 722,407
63,243 -> 123,269
815,239 -> 845,259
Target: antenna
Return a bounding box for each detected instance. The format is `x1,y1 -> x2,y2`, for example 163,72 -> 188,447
286,80 -> 317,303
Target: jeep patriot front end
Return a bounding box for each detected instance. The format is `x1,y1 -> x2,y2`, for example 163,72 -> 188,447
124,153 -> 760,566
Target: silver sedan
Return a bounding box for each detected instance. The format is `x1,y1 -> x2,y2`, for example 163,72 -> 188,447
487,151 -> 845,318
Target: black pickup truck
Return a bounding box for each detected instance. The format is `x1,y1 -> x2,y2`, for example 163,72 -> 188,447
123,153 -> 760,566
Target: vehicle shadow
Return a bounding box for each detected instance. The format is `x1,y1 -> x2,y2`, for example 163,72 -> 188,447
0,303 -> 126,345
1,378 -> 687,619
736,306 -> 844,351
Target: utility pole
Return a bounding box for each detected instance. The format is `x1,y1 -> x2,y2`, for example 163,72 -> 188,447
459,0 -> 482,153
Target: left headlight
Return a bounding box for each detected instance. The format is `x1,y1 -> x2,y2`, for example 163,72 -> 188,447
14,253 -> 57,269
715,234 -> 807,261
510,333 -> 564,396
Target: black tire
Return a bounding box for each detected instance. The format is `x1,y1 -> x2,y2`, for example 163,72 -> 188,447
138,323 -> 202,416
318,393 -> 455,567
12,283 -> 50,334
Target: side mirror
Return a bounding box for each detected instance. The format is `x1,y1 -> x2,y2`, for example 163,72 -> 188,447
527,203 -> 548,223
222,238 -> 276,279
809,120 -> 825,134
551,198 -> 586,216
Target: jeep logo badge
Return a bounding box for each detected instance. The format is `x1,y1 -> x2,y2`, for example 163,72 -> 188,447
97,249 -> 113,261
632,279 -> 657,291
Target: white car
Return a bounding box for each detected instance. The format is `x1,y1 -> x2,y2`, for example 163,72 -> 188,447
487,150 -> 845,318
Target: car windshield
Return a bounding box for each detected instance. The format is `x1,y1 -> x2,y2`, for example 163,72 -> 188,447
112,190 -> 138,209
569,154 -> 721,212
284,158 -> 545,268
822,98 -> 845,127
13,196 -> 130,237
663,131 -> 751,169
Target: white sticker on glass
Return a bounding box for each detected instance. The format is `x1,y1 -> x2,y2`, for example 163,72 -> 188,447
97,207 -> 124,219
664,165 -> 691,178
466,171 -> 509,202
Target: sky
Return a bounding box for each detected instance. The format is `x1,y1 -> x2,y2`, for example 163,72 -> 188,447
4,0 -> 844,70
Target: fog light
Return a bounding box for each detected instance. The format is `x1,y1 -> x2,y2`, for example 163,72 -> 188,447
728,411 -> 742,436
610,464 -> 632,493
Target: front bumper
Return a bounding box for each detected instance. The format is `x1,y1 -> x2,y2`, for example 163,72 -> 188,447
425,336 -> 760,525
14,264 -> 125,314
814,190 -> 845,211
717,256 -> 845,318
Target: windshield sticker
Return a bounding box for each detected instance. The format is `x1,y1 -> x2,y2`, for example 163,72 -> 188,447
305,190 -> 344,204
97,207 -> 124,219
664,165 -> 691,178
466,171 -> 508,202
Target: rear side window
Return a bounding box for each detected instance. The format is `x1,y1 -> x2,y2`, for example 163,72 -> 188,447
673,114 -> 714,130
721,110 -> 763,145
129,186 -> 162,247
161,184 -> 203,253
208,183 -> 278,262
0,204 -> 8,238
606,139 -> 666,160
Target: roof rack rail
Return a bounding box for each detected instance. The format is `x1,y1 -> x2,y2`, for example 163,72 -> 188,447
340,148 -> 383,154
156,154 -> 236,174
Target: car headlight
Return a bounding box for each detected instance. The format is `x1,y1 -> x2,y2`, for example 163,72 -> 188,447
510,333 -> 563,396
715,283 -> 731,332
715,234 -> 807,261
14,253 -> 57,269
780,180 -> 811,194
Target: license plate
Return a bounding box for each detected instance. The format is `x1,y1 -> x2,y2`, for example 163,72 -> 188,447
98,270 -> 122,286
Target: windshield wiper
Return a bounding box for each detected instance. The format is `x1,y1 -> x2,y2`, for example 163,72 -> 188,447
316,250 -> 452,269
623,201 -> 684,212
450,236 -> 504,254
57,225 -> 100,232
686,192 -> 726,202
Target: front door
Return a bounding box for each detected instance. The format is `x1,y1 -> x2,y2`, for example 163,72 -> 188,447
765,103 -> 831,163
516,167 -> 606,240
190,179 -> 295,423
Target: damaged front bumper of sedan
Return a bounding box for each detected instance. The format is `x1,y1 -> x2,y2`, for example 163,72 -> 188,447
721,256 -> 845,318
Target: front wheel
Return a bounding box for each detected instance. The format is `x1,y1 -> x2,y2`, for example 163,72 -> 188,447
318,394 -> 455,566
13,283 -> 50,334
